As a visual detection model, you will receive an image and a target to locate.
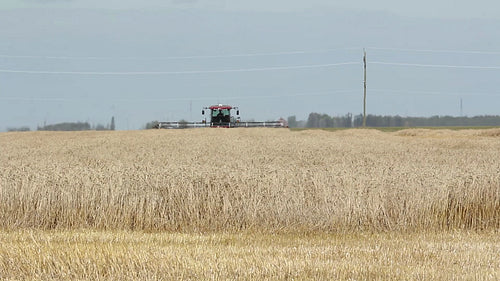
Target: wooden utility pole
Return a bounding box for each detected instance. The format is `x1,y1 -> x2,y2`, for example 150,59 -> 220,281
460,98 -> 463,117
363,49 -> 367,127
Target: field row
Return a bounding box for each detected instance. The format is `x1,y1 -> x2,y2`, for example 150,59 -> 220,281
0,230 -> 498,280
0,128 -> 499,232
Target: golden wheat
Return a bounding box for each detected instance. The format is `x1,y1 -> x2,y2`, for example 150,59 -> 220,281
0,128 -> 499,232
1,128 -> 499,280
0,230 -> 498,280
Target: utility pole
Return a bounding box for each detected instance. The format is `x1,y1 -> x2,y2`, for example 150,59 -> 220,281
363,48 -> 367,127
460,98 -> 463,117
190,100 -> 192,121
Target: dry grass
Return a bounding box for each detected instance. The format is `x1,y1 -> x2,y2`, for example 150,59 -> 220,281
0,128 -> 498,232
0,128 -> 499,279
0,230 -> 498,280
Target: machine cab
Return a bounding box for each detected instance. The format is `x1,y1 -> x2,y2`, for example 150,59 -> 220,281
202,104 -> 239,127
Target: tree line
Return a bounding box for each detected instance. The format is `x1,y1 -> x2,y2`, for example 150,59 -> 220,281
8,117 -> 116,132
38,117 -> 116,131
288,113 -> 500,128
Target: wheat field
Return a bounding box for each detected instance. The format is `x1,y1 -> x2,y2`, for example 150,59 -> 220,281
0,128 -> 499,279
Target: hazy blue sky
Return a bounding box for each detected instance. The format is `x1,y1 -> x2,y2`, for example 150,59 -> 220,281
3,0 -> 500,18
1,0 -> 500,130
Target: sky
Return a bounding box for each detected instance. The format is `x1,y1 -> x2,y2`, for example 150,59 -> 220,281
2,0 -> 500,18
1,0 -> 500,130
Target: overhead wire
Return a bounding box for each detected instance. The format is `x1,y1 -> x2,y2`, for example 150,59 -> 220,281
2,60 -> 499,75
366,46 -> 500,69
2,47 -> 500,100
0,47 -> 359,60
2,46 -> 500,60
3,46 -> 500,73
367,46 -> 500,55
370,61 -> 500,69
370,89 -> 500,97
0,62 -> 360,75
0,89 -> 360,102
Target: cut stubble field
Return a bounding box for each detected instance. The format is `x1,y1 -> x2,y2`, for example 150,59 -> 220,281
0,128 -> 499,280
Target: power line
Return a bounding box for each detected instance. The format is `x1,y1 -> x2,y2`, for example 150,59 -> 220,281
370,61 -> 500,70
370,89 -> 500,97
3,46 -> 499,60
223,89 -> 360,100
3,60 -> 496,76
0,47 -> 360,61
0,89 -> 360,102
367,47 -> 500,55
0,62 -> 360,75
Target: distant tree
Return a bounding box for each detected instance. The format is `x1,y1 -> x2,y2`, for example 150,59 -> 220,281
110,116 -> 116,131
321,114 -> 334,127
306,113 -> 336,128
393,115 -> 403,127
344,113 -> 353,127
144,121 -> 159,129
349,114 -> 500,127
306,113 -> 321,128
353,114 -> 363,127
296,120 -> 307,128
287,116 -> 297,128
7,126 -> 30,132
38,122 -> 91,131
95,124 -> 107,131
332,113 -> 352,128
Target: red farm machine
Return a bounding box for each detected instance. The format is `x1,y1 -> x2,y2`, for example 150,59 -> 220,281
153,104 -> 287,129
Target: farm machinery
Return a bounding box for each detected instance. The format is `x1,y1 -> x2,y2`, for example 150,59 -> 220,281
153,104 -> 287,129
